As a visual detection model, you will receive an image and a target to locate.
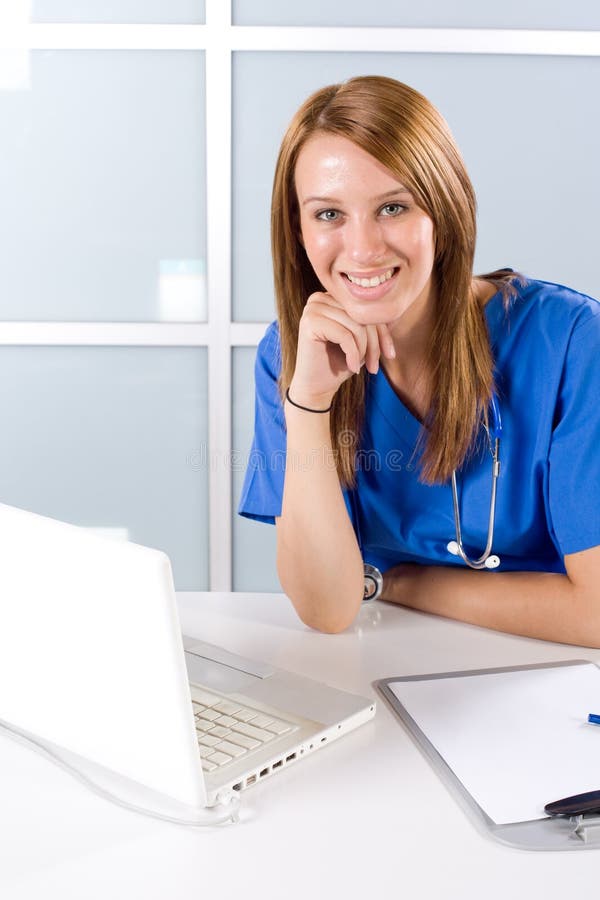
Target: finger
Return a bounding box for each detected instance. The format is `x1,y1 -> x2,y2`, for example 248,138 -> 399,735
364,325 -> 381,375
302,300 -> 369,367
377,323 -> 396,359
304,293 -> 389,372
305,290 -> 344,309
312,318 -> 363,375
301,314 -> 364,375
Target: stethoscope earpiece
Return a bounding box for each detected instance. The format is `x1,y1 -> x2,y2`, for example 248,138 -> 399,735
447,540 -> 500,570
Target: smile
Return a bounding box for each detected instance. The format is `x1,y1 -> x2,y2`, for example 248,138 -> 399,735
344,268 -> 396,287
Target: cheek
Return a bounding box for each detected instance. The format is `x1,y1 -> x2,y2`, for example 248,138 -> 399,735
407,219 -> 436,265
302,227 -> 337,272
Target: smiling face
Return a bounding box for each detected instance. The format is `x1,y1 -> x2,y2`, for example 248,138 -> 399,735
294,133 -> 437,334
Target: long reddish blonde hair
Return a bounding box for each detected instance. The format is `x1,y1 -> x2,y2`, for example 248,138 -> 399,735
271,75 -> 516,485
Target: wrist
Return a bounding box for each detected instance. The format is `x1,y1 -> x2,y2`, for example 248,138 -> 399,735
286,382 -> 335,412
380,564 -> 422,607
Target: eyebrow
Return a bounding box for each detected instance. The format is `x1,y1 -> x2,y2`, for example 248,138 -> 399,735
301,187 -> 413,206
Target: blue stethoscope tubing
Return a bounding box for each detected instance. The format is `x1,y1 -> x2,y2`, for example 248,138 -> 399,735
354,395 -> 503,599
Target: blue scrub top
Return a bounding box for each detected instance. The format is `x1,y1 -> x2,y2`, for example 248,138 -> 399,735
238,277 -> 600,574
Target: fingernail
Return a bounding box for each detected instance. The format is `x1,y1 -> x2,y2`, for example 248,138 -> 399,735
388,342 -> 396,358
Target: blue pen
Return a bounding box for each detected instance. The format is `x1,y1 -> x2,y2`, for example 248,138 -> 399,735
588,713 -> 600,726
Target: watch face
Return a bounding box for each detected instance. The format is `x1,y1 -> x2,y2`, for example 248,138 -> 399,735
363,564 -> 383,601
363,575 -> 378,600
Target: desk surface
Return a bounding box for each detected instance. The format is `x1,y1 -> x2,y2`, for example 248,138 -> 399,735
2,593 -> 599,899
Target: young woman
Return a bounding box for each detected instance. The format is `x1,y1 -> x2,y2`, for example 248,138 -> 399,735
239,75 -> 600,646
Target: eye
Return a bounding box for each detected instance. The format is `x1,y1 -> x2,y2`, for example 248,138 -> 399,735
316,209 -> 341,222
380,203 -> 406,217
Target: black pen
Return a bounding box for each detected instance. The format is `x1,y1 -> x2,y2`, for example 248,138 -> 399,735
545,790 -> 600,818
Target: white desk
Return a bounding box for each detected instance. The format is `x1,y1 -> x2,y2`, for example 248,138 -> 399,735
2,592 -> 599,899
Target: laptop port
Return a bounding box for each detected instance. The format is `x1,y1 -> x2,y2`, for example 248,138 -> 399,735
260,767 -> 269,777
273,760 -> 283,769
232,782 -> 242,791
286,753 -> 296,762
246,774 -> 257,786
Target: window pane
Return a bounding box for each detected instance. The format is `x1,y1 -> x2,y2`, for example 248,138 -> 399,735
232,346 -> 280,592
0,347 -> 208,590
33,1 -> 205,23
0,50 -> 206,321
233,51 -> 600,322
233,0 -> 600,28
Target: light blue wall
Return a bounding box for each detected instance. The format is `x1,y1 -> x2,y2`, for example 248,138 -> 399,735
33,1 -> 206,23
233,0 -> 600,28
233,348 -> 280,592
0,347 -> 209,589
0,51 -> 205,321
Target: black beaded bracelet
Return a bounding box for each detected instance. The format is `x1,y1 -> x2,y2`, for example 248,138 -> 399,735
285,387 -> 332,414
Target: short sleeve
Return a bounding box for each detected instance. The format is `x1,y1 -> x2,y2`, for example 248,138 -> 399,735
548,307 -> 600,555
237,322 -> 286,525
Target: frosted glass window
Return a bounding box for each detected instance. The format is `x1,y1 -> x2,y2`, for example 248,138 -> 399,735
232,347 -> 280,592
0,347 -> 208,590
33,1 -> 205,23
232,52 -> 600,322
233,0 -> 600,28
0,50 -> 206,322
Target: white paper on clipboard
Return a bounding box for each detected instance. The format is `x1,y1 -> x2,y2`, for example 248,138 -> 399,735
387,661 -> 600,825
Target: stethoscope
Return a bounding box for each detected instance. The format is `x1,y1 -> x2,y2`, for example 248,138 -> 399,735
356,395 -> 503,601
446,393 -> 502,571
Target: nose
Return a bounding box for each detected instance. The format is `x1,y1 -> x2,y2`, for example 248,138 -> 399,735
344,217 -> 387,265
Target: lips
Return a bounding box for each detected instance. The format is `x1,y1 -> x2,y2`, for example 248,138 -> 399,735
340,267 -> 400,301
344,267 -> 396,287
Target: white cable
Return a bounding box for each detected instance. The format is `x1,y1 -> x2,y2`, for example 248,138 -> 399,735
0,720 -> 241,827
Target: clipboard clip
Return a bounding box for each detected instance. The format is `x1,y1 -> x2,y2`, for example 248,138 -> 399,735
544,790 -> 600,844
569,814 -> 600,844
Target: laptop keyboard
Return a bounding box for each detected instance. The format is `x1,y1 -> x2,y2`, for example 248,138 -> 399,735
191,687 -> 297,773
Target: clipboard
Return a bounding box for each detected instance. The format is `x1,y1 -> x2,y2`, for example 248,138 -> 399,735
376,659 -> 600,851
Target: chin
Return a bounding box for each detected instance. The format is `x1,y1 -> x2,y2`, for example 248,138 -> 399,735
348,302 -> 399,327
351,311 -> 390,326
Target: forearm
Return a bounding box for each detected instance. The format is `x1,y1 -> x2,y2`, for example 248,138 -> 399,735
277,403 -> 363,633
382,564 -> 600,648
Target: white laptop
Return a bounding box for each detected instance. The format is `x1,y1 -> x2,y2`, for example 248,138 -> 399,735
0,503 -> 375,817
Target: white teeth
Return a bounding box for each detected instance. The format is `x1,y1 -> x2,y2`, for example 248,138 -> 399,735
346,268 -> 394,287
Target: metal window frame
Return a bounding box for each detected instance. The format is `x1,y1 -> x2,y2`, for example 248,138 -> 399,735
1,1 -> 599,589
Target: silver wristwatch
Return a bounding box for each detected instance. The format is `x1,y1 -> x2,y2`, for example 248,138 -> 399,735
363,564 -> 383,602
